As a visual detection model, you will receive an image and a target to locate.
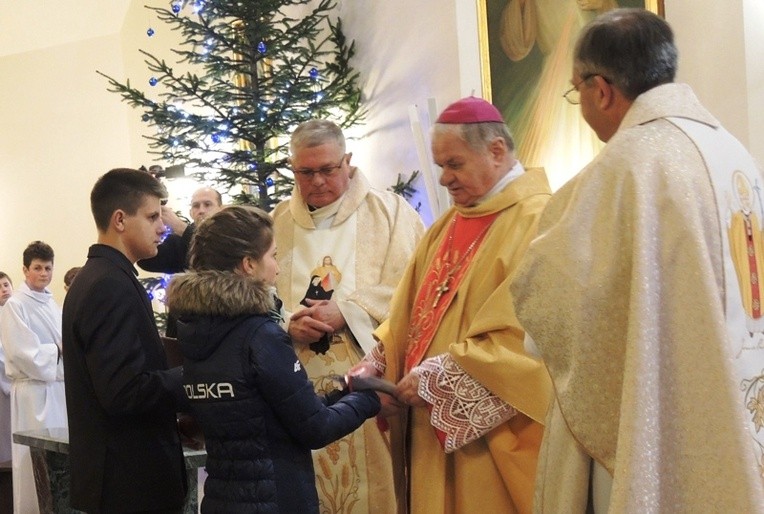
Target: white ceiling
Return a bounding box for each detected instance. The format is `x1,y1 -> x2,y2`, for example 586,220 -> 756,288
0,0 -> 131,57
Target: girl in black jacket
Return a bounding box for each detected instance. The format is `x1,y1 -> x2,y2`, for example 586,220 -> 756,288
167,205 -> 381,513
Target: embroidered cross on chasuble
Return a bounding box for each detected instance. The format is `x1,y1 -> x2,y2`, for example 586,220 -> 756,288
404,211 -> 499,373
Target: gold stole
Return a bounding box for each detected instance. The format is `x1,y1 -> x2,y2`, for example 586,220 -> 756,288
404,212 -> 499,372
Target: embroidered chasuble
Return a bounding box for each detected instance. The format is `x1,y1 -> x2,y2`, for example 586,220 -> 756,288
729,209 -> 764,331
512,84 -> 764,513
375,168 -> 552,514
272,167 -> 424,514
405,212 -> 499,372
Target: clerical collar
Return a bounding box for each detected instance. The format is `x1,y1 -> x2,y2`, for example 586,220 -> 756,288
308,193 -> 345,228
473,160 -> 525,206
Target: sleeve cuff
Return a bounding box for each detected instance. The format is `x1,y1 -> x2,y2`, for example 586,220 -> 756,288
413,354 -> 517,453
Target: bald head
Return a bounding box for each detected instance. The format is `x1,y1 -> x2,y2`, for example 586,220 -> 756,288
190,187 -> 223,224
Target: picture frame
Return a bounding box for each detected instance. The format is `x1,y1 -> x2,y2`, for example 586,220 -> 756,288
477,0 -> 666,189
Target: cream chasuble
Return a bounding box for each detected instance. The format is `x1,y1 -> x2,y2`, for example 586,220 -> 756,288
272,167 -> 424,514
672,115 -> 764,476
375,168 -> 552,514
512,84 -> 764,513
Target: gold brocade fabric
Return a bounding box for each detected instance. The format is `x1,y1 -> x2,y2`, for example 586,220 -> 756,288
375,168 -> 553,514
272,168 -> 424,514
512,84 -> 764,512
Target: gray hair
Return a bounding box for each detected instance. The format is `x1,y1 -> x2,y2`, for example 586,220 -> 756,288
290,119 -> 346,155
432,122 -> 515,153
574,8 -> 677,100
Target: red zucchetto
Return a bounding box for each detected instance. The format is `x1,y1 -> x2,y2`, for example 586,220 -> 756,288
435,96 -> 504,124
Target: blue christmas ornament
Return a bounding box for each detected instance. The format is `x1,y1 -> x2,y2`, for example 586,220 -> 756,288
147,28 -> 155,37
141,114 -> 150,122
257,41 -> 266,54
149,77 -> 158,86
250,162 -> 259,171
211,133 -> 221,143
309,67 -> 319,80
171,3 -> 181,14
266,177 -> 274,187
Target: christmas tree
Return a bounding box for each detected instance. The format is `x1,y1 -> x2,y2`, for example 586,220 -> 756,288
100,0 -> 365,210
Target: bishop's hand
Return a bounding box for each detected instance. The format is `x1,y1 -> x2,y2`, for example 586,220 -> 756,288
396,371 -> 428,408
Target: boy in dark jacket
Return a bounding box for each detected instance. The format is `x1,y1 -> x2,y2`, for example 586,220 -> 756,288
63,168 -> 189,512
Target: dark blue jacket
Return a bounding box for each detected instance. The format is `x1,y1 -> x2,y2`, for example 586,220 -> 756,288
168,270 -> 380,513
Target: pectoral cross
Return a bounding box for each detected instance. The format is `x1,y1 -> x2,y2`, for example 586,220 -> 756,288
432,277 -> 451,308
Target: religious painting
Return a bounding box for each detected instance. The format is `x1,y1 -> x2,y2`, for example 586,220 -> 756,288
478,0 -> 665,190
299,255 -> 342,354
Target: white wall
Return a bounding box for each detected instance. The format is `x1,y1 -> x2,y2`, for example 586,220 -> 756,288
743,0 -> 764,167
336,0 -> 465,225
0,35 -> 133,302
666,0 -> 758,161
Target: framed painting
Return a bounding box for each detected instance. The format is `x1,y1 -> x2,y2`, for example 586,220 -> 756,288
477,0 -> 665,189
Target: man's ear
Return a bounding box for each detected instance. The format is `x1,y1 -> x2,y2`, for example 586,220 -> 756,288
488,137 -> 507,162
345,152 -> 353,166
594,75 -> 616,111
112,209 -> 127,233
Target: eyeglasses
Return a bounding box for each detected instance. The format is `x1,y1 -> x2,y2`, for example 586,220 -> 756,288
563,74 -> 599,105
291,156 -> 346,179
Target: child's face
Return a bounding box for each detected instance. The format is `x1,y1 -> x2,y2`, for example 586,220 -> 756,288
0,278 -> 13,306
253,240 -> 280,286
23,259 -> 53,293
122,195 -> 166,263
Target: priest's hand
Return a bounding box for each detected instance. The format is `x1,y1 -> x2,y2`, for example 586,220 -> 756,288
288,313 -> 334,345
396,372 -> 428,408
301,299 -> 346,331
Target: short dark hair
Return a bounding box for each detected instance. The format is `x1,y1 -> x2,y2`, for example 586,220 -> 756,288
574,8 -> 677,100
90,168 -> 167,232
64,267 -> 82,288
0,272 -> 12,286
189,206 -> 274,272
23,241 -> 54,268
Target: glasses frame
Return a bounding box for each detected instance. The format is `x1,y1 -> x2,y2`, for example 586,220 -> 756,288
563,73 -> 598,105
291,155 -> 346,179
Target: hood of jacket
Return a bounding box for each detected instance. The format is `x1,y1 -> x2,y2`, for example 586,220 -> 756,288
167,270 -> 275,361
